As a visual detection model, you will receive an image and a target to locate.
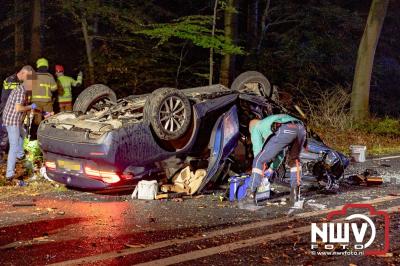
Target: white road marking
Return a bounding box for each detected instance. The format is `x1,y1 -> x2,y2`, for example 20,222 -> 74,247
372,155 -> 400,161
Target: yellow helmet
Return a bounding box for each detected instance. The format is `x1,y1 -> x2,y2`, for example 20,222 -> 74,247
36,58 -> 49,69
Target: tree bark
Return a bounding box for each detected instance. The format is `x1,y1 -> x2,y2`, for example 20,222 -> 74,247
220,0 -> 236,86
81,18 -> 95,84
14,0 -> 24,67
257,0 -> 271,54
209,0 -> 218,86
30,0 -> 41,62
350,0 -> 389,120
247,0 -> 259,52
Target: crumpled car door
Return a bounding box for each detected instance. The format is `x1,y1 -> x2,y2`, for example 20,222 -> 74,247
197,105 -> 239,192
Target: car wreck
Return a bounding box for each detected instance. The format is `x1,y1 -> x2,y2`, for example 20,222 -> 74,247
37,71 -> 349,193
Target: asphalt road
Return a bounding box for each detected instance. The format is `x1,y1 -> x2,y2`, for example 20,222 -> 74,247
1,156 -> 400,265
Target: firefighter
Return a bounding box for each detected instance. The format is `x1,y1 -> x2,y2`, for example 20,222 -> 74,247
31,58 -> 57,136
55,65 -> 82,111
239,114 -> 307,209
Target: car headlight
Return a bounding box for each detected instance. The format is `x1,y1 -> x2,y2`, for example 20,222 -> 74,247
325,151 -> 338,166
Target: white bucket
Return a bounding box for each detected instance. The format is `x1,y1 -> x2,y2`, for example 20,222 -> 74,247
350,145 -> 367,163
131,180 -> 158,200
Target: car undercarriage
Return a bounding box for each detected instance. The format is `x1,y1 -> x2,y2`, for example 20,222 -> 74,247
37,71 -> 349,192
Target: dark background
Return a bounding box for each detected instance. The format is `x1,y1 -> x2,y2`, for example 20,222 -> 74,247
0,0 -> 399,116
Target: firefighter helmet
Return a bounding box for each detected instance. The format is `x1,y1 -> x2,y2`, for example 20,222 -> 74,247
55,64 -> 64,73
36,58 -> 49,69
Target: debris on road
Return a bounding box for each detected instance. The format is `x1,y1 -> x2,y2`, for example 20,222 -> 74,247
133,167 -> 206,201
306,200 -> 327,210
348,168 -> 384,186
155,193 -> 185,200
229,174 -> 251,202
124,243 -> 146,249
12,202 -> 36,207
131,180 -> 158,200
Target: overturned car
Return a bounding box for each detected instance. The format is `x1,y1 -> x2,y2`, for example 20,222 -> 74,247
37,71 -> 349,192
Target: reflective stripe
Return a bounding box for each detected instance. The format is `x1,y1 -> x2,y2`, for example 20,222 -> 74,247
283,130 -> 296,134
32,95 -> 51,99
39,83 -> 53,90
252,168 -> 264,176
33,83 -> 53,99
3,81 -> 19,90
59,97 -> 72,103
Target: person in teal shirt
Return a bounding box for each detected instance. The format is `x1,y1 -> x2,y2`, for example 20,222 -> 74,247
240,114 -> 307,208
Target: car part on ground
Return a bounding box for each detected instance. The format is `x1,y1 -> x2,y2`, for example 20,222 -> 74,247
144,87 -> 192,141
231,71 -> 272,97
273,138 -> 349,192
73,84 -> 117,113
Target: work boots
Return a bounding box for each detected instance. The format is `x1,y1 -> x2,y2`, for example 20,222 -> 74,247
238,189 -> 263,210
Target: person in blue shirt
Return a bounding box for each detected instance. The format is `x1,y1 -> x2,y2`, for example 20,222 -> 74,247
239,113 -> 307,208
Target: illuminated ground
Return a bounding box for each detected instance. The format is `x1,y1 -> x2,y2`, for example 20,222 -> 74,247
1,156 -> 400,265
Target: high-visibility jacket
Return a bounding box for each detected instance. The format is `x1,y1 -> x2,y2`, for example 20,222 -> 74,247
57,73 -> 82,103
0,74 -> 21,119
32,72 -> 57,103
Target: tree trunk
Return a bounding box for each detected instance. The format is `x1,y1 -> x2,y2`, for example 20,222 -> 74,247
14,0 -> 24,67
30,0 -> 41,62
209,0 -> 218,86
247,0 -> 259,52
81,18 -> 95,84
220,0 -> 236,86
350,0 -> 389,120
257,0 -> 271,54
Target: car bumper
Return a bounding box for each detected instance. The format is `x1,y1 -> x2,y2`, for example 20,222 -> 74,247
43,152 -> 136,191
38,122 -> 116,164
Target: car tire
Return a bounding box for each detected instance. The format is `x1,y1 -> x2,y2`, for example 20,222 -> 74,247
73,84 -> 117,113
144,87 -> 192,141
231,71 -> 272,97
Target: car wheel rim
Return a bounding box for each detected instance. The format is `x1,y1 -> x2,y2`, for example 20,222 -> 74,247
244,82 -> 266,96
159,96 -> 186,133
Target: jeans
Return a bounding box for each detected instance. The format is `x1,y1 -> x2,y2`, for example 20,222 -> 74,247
250,123 -> 307,191
5,125 -> 25,178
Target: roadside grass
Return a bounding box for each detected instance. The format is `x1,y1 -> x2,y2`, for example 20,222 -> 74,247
0,160 -> 66,197
313,126 -> 400,156
0,180 -> 67,199
298,86 -> 400,156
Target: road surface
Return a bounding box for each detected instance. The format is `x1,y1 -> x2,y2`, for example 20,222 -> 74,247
1,156 -> 400,265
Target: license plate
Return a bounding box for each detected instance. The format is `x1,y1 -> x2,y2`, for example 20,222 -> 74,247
58,160 -> 81,171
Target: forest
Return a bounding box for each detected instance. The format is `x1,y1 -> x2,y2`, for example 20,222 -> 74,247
1,0 -> 400,147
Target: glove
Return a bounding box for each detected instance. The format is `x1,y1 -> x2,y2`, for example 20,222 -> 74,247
77,71 -> 83,85
31,103 -> 37,110
264,168 -> 274,179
